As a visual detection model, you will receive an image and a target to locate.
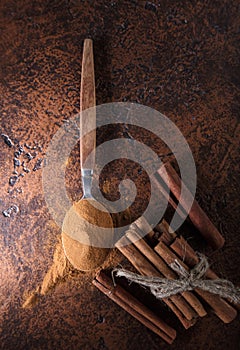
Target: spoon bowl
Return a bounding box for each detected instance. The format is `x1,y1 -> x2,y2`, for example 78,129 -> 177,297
62,198 -> 113,271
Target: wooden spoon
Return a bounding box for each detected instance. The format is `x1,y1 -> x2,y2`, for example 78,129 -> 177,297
61,39 -> 114,271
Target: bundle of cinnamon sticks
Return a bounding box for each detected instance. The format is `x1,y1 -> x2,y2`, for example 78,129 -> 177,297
92,162 -> 238,343
94,219 -> 238,343
93,270 -> 177,344
123,218 -> 238,323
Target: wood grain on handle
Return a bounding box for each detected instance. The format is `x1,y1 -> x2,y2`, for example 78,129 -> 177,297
80,38 -> 96,170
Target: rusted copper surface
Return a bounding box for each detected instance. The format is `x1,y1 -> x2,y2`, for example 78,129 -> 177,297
0,1 -> 239,349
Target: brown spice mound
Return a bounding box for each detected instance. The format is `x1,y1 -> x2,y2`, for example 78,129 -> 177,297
62,198 -> 113,271
22,203 -> 130,308
62,232 -> 110,271
73,198 -> 114,227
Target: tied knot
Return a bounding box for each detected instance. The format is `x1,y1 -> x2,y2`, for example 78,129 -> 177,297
113,254 -> 240,304
170,254 -> 209,290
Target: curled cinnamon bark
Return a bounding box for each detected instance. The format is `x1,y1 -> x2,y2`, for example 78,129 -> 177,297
156,162 -> 225,249
126,229 -> 207,318
154,240 -> 237,323
93,271 -> 176,344
116,235 -> 197,329
170,236 -> 240,312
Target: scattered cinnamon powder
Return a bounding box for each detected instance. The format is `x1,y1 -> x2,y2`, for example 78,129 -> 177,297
22,201 -> 131,308
22,238 -> 71,308
40,238 -> 69,294
22,289 -> 40,309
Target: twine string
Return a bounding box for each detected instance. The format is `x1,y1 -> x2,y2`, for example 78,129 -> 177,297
112,254 -> 240,304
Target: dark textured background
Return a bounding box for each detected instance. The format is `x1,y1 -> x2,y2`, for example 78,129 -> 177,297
0,1 -> 239,349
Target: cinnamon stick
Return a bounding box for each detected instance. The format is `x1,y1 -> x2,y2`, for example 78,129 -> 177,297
170,236 -> 217,278
116,235 -> 197,329
151,175 -> 186,220
154,219 -> 177,246
94,271 -> 176,344
171,236 -> 240,312
154,241 -> 238,323
157,162 -> 225,249
126,229 -> 207,318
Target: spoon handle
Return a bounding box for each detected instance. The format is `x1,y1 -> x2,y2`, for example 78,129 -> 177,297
80,38 -> 96,172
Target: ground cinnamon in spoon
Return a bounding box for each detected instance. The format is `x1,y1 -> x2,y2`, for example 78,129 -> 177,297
61,234 -> 110,272
22,198 -> 130,308
62,199 -> 113,271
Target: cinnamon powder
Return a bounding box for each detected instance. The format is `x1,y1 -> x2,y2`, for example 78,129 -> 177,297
22,238 -> 71,308
62,199 -> 113,271
22,195 -> 131,308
